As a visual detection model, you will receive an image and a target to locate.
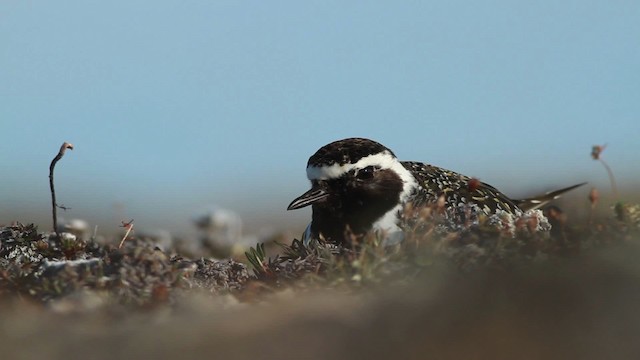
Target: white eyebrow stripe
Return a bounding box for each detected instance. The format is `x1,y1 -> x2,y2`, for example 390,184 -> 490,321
306,151 -> 417,203
306,151 -> 397,180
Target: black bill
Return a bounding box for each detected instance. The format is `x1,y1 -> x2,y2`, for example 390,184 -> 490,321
287,187 -> 329,210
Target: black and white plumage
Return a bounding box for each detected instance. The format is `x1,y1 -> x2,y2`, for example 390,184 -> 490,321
287,138 -> 585,245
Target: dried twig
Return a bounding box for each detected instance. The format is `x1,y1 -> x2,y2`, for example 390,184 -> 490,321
92,225 -> 99,241
119,219 -> 135,249
591,144 -> 619,199
49,142 -> 74,239
588,188 -> 599,225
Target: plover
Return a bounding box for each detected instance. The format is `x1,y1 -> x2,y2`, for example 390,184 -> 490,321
287,138 -> 584,244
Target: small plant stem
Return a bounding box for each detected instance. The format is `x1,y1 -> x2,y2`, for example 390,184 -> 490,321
92,225 -> 99,241
119,222 -> 134,249
598,158 -> 619,199
49,142 -> 74,239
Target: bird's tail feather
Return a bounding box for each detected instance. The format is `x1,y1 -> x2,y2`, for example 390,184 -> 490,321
514,182 -> 587,212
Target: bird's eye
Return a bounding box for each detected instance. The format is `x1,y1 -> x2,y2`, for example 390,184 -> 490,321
356,166 -> 376,180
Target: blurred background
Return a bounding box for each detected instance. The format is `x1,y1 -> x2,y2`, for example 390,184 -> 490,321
2,1 -> 639,240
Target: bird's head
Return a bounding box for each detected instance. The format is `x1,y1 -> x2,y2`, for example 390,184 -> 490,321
287,138 -> 417,240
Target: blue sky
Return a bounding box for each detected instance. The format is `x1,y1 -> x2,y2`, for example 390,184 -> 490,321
2,1 -> 639,235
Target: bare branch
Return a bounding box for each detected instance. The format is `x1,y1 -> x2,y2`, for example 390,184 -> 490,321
49,142 -> 74,239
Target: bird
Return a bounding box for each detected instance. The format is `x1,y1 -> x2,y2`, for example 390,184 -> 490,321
287,137 -> 585,245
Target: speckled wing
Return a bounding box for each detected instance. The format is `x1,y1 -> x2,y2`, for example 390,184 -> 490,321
401,161 -> 520,215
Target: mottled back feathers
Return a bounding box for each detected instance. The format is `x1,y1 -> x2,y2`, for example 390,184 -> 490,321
401,161 -> 519,215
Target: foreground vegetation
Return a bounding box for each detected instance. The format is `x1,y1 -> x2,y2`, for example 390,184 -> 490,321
1,199 -> 639,359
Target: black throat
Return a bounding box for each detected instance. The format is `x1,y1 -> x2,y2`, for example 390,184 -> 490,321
310,168 -> 404,244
